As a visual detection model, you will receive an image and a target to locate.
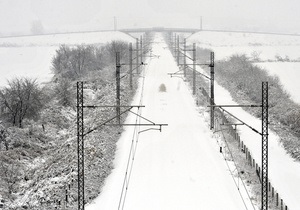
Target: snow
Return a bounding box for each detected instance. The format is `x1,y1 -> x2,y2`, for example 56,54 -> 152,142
183,46 -> 300,209
189,31 -> 300,47
255,62 -> 300,104
0,31 -> 134,46
0,46 -> 57,86
214,82 -> 300,210
189,31 -> 300,105
86,33 -> 250,210
0,31 -> 135,87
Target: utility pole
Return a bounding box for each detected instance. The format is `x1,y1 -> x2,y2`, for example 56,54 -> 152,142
183,38 -> 187,77
261,81 -> 269,210
177,35 -> 180,65
193,43 -> 196,95
114,16 -> 117,31
210,52 -> 215,130
140,35 -> 143,64
136,38 -> 139,74
200,16 -> 203,30
116,52 -> 121,124
77,81 -> 85,210
174,33 -> 177,56
129,43 -> 133,90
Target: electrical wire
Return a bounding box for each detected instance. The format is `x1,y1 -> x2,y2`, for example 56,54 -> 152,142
118,50 -> 148,210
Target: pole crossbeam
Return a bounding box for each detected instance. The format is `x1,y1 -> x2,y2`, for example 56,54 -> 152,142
185,66 -> 211,80
83,105 -> 145,108
209,104 -> 262,108
214,106 -> 262,135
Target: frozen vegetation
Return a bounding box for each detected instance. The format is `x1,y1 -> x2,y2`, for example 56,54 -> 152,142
0,31 -> 137,209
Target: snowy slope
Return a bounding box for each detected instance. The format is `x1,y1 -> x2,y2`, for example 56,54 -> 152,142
214,83 -> 300,210
86,33 -> 249,210
183,49 -> 300,209
0,31 -> 135,87
255,62 -> 300,104
188,31 -> 300,104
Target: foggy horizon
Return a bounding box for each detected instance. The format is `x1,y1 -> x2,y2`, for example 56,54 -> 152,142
1,0 -> 300,36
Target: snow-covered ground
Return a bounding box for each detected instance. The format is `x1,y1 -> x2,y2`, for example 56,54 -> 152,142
0,31 -> 134,87
188,31 -> 300,209
0,31 -> 134,46
255,62 -> 300,104
189,31 -> 300,104
86,33 -> 250,210
213,82 -> 300,210
0,46 -> 57,86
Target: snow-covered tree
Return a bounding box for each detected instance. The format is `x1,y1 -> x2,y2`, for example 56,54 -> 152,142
0,78 -> 43,127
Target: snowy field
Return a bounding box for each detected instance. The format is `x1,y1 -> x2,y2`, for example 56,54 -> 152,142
189,31 -> 300,104
0,31 -> 134,87
87,33 -> 252,210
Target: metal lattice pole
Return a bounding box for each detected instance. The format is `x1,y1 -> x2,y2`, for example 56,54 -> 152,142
136,38 -> 139,74
183,38 -> 187,77
174,33 -> 176,55
129,43 -> 133,90
177,35 -> 180,65
210,52 -> 215,130
77,81 -> 85,210
140,35 -> 143,64
192,43 -> 196,95
116,52 -> 121,124
261,81 -> 269,210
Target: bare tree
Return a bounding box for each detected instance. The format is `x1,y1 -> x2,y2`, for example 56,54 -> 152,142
52,45 -> 103,80
0,78 -> 43,127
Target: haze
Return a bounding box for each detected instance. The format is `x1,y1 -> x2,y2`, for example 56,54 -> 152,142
1,0 -> 300,36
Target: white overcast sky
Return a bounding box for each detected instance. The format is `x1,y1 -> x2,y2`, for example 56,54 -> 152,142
0,0 -> 299,35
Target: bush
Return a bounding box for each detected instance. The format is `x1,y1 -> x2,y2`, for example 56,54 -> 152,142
214,54 -> 300,137
52,45 -> 105,80
0,78 -> 43,127
54,78 -> 74,107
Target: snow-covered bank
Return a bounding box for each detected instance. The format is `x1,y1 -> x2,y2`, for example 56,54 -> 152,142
188,31 -> 300,106
213,83 -> 300,210
87,33 -> 249,210
255,62 -> 300,104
